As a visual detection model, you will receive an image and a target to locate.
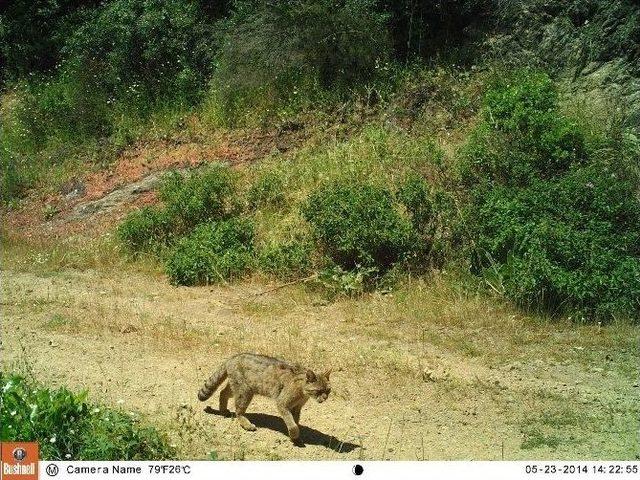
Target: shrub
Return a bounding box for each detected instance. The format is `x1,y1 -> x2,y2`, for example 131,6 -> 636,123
472,165 -> 640,319
0,373 -> 175,460
302,182 -> 417,271
117,207 -> 172,253
117,165 -> 238,254
159,164 -> 238,232
165,219 -> 254,286
62,0 -> 217,107
247,171 -> 286,210
257,238 -> 312,279
9,73 -> 113,149
396,174 -> 458,266
460,71 -> 586,188
461,71 -> 640,320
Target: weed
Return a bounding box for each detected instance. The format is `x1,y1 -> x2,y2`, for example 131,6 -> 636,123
257,237 -> 313,279
0,373 -> 175,460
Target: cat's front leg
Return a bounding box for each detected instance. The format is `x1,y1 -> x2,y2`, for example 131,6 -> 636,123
291,405 -> 302,424
277,403 -> 302,444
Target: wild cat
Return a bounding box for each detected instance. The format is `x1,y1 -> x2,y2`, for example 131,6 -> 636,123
198,353 -> 331,443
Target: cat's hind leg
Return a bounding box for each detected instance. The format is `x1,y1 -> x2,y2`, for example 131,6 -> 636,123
234,392 -> 257,431
219,383 -> 232,414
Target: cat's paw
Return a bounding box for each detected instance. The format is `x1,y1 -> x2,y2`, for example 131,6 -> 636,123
292,438 -> 306,448
238,417 -> 257,431
288,425 -> 300,441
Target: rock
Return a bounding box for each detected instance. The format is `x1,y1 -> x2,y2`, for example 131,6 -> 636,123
60,178 -> 86,199
422,369 -> 437,382
66,172 -> 163,221
120,324 -> 138,334
483,1 -> 640,130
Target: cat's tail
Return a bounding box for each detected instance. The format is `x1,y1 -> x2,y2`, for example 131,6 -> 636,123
197,363 -> 228,401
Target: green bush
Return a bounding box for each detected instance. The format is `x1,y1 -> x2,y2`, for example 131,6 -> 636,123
9,73 -> 112,150
257,238 -> 312,279
159,164 -> 238,232
302,182 -> 417,271
62,0 -> 216,107
247,171 -> 286,210
117,207 -> 172,253
0,373 -> 174,460
117,164 -> 238,253
473,165 -> 640,319
461,71 -> 586,188
117,165 -> 251,285
165,219 -> 255,286
461,71 -> 640,320
396,174 -> 458,266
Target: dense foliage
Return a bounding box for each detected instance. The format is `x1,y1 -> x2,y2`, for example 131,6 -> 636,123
62,0 -> 217,106
165,219 -> 255,286
117,163 -> 238,253
209,0 -> 390,124
0,373 -> 175,460
302,182 -> 418,271
3,1 -> 640,319
460,71 -> 640,320
0,0 -> 100,81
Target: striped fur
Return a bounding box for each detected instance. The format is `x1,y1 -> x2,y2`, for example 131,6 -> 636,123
197,363 -> 228,401
197,353 -> 331,444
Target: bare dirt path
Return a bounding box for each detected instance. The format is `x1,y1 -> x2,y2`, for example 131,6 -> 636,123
1,268 -> 638,460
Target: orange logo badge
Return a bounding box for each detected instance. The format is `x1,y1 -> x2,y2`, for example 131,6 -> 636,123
0,443 -> 39,480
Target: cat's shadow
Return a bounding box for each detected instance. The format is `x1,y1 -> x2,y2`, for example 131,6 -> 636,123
204,406 -> 359,453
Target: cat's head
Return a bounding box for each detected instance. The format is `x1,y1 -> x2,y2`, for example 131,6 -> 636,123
303,368 -> 332,403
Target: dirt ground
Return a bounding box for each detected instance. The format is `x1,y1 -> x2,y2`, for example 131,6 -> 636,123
1,265 -> 638,460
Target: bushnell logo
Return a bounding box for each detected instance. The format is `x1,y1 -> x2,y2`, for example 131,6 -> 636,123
1,442 -> 39,480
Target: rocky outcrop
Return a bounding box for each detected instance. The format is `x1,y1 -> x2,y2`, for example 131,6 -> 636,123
485,0 -> 640,128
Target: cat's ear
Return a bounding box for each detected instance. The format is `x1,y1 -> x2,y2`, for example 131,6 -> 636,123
322,368 -> 332,379
306,370 -> 317,383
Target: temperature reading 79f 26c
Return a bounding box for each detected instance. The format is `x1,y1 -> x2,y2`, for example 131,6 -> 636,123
148,465 -> 191,475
